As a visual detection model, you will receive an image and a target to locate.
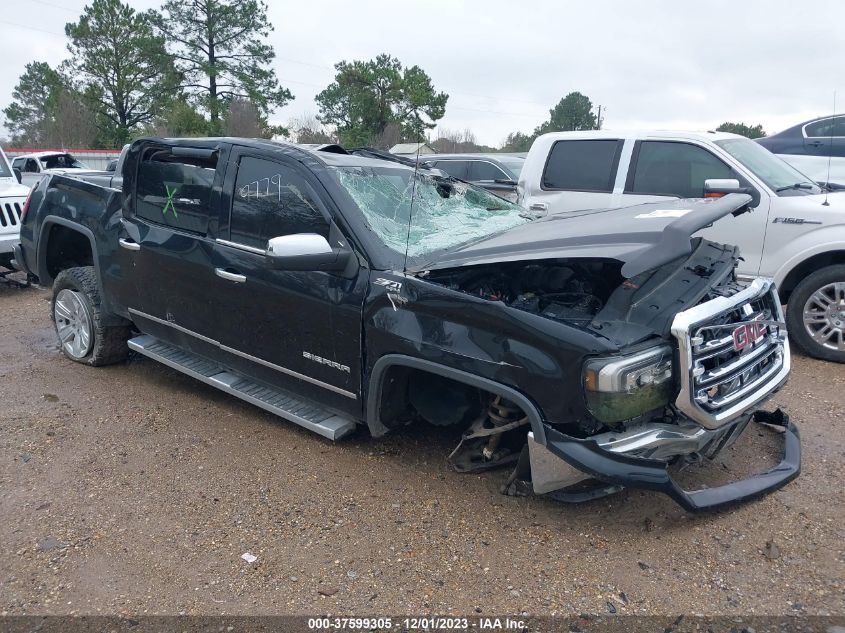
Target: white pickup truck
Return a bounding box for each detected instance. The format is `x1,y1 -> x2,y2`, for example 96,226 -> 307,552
0,146 -> 30,271
519,130 -> 845,362
10,151 -> 102,188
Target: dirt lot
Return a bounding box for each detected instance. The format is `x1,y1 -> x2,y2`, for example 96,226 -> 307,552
0,279 -> 843,617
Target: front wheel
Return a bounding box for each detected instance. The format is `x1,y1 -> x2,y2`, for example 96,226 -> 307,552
786,264 -> 845,363
52,266 -> 131,366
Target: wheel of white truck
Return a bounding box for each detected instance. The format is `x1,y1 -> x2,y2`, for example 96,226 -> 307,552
51,266 -> 131,366
786,264 -> 845,363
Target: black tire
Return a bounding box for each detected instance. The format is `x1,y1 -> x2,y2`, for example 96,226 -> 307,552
786,264 -> 845,363
52,266 -> 131,366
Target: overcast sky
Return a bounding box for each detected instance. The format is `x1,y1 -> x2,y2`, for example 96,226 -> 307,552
1,0 -> 843,146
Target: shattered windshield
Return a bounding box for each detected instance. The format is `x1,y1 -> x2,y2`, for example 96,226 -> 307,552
332,165 -> 535,258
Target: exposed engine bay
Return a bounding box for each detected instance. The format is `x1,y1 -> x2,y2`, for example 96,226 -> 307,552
416,260 -> 630,482
425,259 -> 625,325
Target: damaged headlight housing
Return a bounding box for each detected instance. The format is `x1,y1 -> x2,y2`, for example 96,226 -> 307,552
583,346 -> 674,425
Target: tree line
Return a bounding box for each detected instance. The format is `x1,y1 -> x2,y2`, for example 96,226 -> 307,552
3,0 -> 291,148
1,0 -> 768,151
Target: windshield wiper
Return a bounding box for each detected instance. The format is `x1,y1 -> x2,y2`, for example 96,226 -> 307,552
775,182 -> 815,193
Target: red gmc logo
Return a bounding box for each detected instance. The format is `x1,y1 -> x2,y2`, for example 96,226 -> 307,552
732,322 -> 767,352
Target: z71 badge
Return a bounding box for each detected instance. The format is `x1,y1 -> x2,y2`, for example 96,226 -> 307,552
374,278 -> 402,292
374,277 -> 407,311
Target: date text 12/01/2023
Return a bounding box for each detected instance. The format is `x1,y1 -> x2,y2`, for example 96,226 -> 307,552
306,616 -> 527,630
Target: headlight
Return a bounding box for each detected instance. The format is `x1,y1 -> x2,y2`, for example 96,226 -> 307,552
583,346 -> 674,425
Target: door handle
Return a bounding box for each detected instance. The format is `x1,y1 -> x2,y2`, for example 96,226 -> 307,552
215,267 -> 246,283
808,140 -> 825,148
529,202 -> 548,211
118,238 -> 140,251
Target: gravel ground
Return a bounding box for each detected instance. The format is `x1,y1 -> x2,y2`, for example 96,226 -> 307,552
0,279 -> 843,617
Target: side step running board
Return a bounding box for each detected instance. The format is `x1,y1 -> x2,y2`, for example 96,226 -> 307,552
127,334 -> 357,441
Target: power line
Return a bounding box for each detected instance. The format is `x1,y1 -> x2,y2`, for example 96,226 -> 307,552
275,54 -> 549,109
0,19 -> 546,120
0,19 -> 64,36
27,0 -> 81,13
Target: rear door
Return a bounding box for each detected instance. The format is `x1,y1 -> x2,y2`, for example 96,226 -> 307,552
19,158 -> 42,188
123,143 -> 226,347
210,149 -> 365,413
525,139 -> 624,213
802,116 -> 845,158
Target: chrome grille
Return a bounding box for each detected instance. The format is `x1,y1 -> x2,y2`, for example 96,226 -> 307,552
671,278 -> 790,429
0,201 -> 22,228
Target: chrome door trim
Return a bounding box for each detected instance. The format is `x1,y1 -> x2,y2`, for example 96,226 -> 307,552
127,308 -> 357,399
216,238 -> 265,256
219,344 -> 356,399
129,308 -> 218,345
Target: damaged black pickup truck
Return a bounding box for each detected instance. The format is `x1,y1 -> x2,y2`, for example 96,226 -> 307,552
15,137 -> 799,511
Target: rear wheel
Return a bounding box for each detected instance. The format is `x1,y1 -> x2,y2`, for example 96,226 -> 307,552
52,266 -> 131,366
786,264 -> 845,363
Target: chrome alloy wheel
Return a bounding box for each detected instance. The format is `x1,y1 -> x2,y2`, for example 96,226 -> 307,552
802,281 -> 845,352
54,289 -> 94,359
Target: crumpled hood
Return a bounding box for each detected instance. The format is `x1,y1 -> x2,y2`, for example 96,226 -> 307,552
415,194 -> 752,278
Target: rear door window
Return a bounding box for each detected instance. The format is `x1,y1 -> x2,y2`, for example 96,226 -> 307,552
626,141 -> 734,198
135,147 -> 218,234
805,116 -> 845,138
541,139 -> 622,191
229,157 -> 329,250
433,160 -> 469,180
469,161 -> 509,181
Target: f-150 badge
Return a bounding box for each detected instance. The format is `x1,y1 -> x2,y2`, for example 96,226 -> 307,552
772,217 -> 822,225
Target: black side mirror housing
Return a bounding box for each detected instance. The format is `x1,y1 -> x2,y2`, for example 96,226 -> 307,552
13,168 -> 22,184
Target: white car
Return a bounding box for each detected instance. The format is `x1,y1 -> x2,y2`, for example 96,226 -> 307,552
0,147 -> 30,270
10,151 -> 101,188
520,130 -> 845,362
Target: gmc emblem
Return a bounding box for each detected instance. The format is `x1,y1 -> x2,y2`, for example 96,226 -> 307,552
732,322 -> 767,352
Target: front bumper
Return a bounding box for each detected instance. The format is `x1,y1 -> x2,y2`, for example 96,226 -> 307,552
535,409 -> 800,512
11,242 -> 29,273
0,235 -> 17,255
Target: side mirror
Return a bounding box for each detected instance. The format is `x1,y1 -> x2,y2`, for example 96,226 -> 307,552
704,178 -> 761,209
265,233 -> 353,272
493,178 -> 517,186
12,168 -> 22,184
